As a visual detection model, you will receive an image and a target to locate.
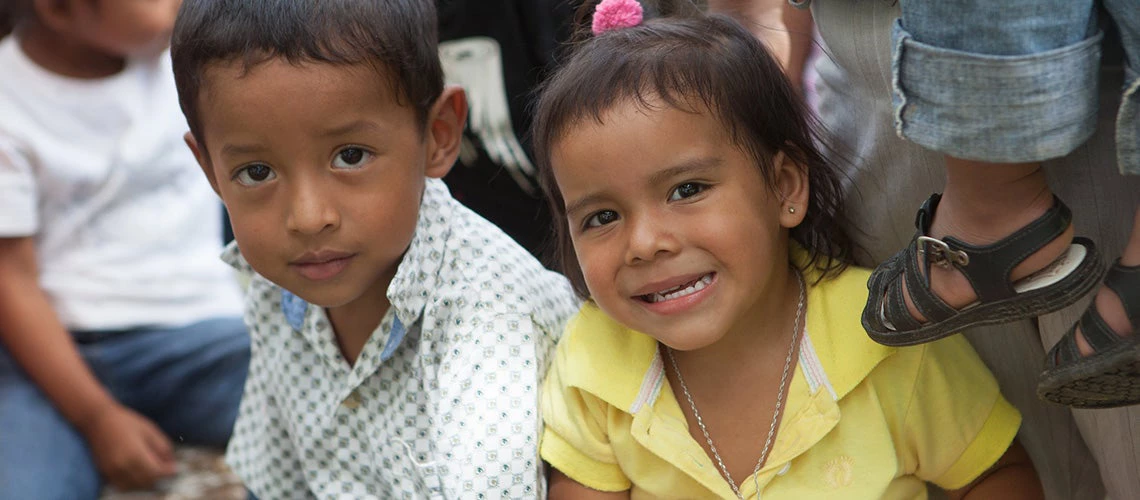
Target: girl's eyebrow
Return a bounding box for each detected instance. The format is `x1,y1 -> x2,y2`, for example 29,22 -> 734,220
648,156 -> 722,186
565,192 -> 607,220
564,156 -> 723,217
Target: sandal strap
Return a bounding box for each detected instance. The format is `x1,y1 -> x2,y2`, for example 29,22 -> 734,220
1103,261 -> 1140,325
901,240 -> 958,322
1049,261 -> 1140,366
1079,308 -> 1124,353
884,265 -> 923,331
1050,325 -> 1084,366
915,194 -> 1072,304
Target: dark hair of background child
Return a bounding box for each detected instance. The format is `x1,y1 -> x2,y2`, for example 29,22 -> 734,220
531,1 -> 853,299
170,0 -> 443,155
0,0 -> 29,39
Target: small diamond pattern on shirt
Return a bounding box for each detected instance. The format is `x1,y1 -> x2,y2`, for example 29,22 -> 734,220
222,179 -> 579,499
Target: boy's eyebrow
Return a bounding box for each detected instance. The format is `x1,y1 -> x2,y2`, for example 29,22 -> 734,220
221,142 -> 269,158
319,120 -> 383,138
218,120 -> 384,159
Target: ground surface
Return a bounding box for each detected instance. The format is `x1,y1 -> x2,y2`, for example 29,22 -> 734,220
99,447 -> 245,500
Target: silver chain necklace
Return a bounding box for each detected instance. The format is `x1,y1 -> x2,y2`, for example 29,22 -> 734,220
666,270 -> 805,500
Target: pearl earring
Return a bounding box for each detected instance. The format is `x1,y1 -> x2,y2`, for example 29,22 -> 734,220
787,206 -> 796,214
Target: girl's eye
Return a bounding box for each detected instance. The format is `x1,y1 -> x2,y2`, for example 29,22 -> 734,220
332,147 -> 373,169
234,163 -> 276,186
584,210 -> 620,229
669,182 -> 706,201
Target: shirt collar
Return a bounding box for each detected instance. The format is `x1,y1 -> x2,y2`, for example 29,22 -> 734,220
563,253 -> 896,412
220,178 -> 455,360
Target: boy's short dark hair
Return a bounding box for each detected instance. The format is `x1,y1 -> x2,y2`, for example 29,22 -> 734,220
532,12 -> 853,299
171,0 -> 443,150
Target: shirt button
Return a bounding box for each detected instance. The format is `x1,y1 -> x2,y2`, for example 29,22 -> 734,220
777,462 -> 791,476
342,390 -> 362,409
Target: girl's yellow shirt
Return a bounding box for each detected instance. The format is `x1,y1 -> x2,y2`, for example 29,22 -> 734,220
540,264 -> 1020,499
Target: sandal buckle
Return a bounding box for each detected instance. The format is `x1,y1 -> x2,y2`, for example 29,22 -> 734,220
917,236 -> 970,268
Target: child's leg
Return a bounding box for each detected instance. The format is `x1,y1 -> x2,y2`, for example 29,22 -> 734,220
0,347 -> 102,499
867,0 -> 1105,342
91,318 -> 250,446
1035,0 -> 1140,408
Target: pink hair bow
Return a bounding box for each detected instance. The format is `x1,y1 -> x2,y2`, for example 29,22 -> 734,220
591,0 -> 644,35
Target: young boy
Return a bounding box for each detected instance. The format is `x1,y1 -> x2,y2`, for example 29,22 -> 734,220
170,0 -> 580,497
0,0 -> 249,498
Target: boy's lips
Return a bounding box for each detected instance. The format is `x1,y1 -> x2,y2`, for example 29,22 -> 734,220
289,250 -> 356,281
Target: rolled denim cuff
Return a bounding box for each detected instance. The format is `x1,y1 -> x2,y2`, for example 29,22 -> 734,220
891,19 -> 1102,163
1118,66 -> 1140,175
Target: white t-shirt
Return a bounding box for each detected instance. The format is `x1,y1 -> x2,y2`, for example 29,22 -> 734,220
0,36 -> 242,330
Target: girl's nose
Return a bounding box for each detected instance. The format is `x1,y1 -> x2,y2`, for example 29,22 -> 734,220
624,213 -> 679,265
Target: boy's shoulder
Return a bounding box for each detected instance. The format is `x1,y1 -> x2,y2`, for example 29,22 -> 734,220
421,180 -> 578,320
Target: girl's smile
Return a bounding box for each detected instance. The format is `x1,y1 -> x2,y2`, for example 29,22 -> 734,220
635,271 -> 718,316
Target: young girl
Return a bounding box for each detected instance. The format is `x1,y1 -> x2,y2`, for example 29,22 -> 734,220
532,1 -> 1043,498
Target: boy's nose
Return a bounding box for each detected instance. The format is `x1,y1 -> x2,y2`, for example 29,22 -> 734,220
624,214 -> 679,265
285,181 -> 339,235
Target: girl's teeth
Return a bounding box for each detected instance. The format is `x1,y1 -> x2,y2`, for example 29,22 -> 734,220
647,274 -> 713,303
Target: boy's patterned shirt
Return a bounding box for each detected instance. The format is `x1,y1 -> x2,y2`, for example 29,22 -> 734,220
221,179 -> 579,499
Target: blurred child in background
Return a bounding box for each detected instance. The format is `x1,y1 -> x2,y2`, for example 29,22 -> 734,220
0,1 -> 249,498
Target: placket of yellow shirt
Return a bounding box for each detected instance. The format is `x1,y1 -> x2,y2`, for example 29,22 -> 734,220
630,371 -> 841,499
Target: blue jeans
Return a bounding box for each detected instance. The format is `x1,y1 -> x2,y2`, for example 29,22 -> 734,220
0,317 -> 250,500
891,0 -> 1140,175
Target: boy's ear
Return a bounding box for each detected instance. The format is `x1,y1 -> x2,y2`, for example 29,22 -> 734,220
423,85 -> 468,179
184,132 -> 221,196
32,0 -> 80,34
773,150 -> 809,229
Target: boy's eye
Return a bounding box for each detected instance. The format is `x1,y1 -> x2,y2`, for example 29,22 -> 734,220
669,182 -> 706,201
332,147 -> 373,169
584,210 -> 619,228
234,163 -> 276,186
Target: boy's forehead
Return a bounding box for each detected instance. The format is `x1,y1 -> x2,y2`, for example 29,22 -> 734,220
190,57 -> 424,149
197,57 -> 395,98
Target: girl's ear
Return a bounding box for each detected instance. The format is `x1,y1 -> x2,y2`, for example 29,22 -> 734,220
773,150 -> 809,229
423,85 -> 468,179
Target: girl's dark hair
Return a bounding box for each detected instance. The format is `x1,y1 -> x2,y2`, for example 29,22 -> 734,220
171,0 -> 442,153
532,4 -> 852,299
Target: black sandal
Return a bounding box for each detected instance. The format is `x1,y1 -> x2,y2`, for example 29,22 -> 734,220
1038,261 -> 1140,408
863,193 -> 1105,346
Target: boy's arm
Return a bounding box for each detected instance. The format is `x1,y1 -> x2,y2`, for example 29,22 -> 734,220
706,0 -> 814,90
0,236 -> 175,489
430,316 -> 552,498
945,440 -> 1044,500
